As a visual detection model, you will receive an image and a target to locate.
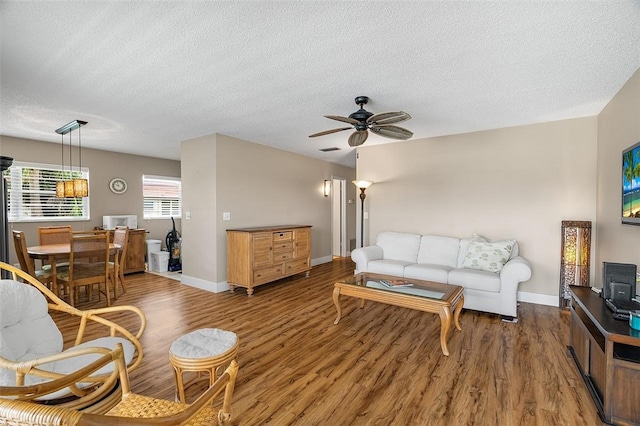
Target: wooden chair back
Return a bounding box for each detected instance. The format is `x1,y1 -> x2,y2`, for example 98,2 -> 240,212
12,230 -> 36,276
38,225 -> 72,245
64,232 -> 111,306
111,227 -> 130,296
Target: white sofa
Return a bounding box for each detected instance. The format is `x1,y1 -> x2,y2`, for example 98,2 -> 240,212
351,232 -> 532,318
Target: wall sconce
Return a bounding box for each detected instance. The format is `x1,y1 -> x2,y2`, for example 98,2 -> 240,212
353,180 -> 373,247
560,220 -> 591,309
55,120 -> 88,198
324,180 -> 331,197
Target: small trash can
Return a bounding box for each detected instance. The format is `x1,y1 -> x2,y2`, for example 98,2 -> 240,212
150,251 -> 170,273
146,239 -> 161,260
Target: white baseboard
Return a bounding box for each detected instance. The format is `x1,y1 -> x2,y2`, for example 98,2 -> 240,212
518,290 -> 559,307
312,255 -> 333,266
180,274 -> 230,293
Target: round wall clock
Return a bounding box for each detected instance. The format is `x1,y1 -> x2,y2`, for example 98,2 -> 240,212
109,177 -> 127,194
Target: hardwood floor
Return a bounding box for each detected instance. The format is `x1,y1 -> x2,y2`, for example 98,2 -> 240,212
53,258 -> 603,425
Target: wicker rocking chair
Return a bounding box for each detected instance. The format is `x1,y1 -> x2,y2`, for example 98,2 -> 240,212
0,344 -> 238,425
0,261 -> 146,413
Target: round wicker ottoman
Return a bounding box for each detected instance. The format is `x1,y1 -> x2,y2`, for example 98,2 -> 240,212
169,328 -> 239,404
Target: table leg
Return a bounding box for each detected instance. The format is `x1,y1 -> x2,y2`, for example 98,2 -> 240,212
49,256 -> 59,296
333,287 -> 342,325
438,306 -> 453,356
453,295 -> 463,331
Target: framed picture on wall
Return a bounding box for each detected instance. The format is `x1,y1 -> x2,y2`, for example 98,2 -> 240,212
622,141 -> 640,225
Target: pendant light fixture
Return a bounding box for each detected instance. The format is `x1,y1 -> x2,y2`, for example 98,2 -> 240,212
55,120 -> 88,198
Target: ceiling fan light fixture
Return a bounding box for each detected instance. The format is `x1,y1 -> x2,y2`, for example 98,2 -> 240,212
309,96 -> 413,147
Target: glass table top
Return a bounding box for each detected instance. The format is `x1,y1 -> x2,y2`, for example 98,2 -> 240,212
337,273 -> 461,301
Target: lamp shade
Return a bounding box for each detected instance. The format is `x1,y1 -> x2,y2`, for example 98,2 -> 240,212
353,180 -> 373,189
56,181 -> 65,198
324,180 -> 331,197
73,178 -> 88,197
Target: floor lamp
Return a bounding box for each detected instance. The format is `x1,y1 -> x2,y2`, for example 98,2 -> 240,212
559,220 -> 591,309
353,180 -> 373,247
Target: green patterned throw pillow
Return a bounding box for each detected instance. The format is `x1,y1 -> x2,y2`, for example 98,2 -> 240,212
462,240 -> 515,273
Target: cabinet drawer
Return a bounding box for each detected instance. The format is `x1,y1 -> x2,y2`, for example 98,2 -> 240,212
273,231 -> 293,242
285,258 -> 310,273
273,241 -> 293,252
253,264 -> 284,284
273,251 -> 294,261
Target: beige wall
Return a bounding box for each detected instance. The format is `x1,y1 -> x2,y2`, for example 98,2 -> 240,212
180,133 -> 356,287
596,68 -> 640,280
180,134 -> 218,285
1,136 -> 181,265
355,117 -> 599,301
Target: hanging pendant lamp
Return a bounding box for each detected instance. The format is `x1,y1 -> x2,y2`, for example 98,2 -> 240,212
55,120 -> 88,198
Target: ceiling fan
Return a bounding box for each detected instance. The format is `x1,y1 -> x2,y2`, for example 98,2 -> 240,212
309,96 -> 413,147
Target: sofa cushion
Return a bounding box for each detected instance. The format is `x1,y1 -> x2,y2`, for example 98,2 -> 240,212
448,268 -> 501,292
404,263 -> 451,283
367,259 -> 413,277
462,240 -> 515,273
375,232 -> 421,263
416,236 -> 460,268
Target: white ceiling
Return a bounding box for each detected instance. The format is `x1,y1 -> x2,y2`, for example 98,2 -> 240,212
1,1 -> 639,168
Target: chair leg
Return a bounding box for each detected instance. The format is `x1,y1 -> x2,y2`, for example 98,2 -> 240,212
109,269 -> 118,300
119,269 -> 126,295
105,279 -> 111,307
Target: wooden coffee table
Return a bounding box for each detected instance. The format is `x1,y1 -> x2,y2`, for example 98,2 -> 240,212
333,273 -> 464,356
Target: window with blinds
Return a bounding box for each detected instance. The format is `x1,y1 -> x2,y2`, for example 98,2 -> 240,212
4,161 -> 90,222
142,175 -> 182,219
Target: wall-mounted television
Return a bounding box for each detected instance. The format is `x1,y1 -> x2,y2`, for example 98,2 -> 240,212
622,141 -> 640,225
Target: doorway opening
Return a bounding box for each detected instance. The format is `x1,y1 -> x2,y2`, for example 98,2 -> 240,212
330,177 -> 349,258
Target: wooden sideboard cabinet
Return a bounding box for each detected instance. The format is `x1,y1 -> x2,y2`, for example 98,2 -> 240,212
227,225 -> 311,295
108,228 -> 146,274
568,286 -> 640,425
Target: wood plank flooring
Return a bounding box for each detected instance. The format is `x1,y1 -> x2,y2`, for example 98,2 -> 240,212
52,258 -> 603,425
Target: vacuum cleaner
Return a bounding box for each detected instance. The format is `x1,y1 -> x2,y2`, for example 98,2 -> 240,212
166,217 -> 182,272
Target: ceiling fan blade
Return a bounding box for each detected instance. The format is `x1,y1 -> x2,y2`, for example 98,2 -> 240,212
325,115 -> 360,126
309,127 -> 352,138
367,111 -> 411,125
348,130 -> 368,147
369,125 -> 413,140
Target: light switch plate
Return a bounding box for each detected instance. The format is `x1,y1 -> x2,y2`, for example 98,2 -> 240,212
223,212 -> 230,220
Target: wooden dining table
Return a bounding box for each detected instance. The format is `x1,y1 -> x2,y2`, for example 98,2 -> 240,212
27,242 -> 121,301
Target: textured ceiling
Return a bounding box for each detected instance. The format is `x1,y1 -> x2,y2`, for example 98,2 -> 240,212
1,1 -> 639,168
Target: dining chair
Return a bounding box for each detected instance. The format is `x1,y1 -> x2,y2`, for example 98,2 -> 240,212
38,225 -> 72,245
12,230 -> 54,289
57,232 -> 112,307
109,226 -> 130,299
38,225 -> 72,273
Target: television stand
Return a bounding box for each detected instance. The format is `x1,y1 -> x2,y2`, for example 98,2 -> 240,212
568,286 -> 640,425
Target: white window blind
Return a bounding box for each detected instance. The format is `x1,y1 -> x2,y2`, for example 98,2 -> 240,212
143,175 -> 182,219
4,161 -> 90,222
